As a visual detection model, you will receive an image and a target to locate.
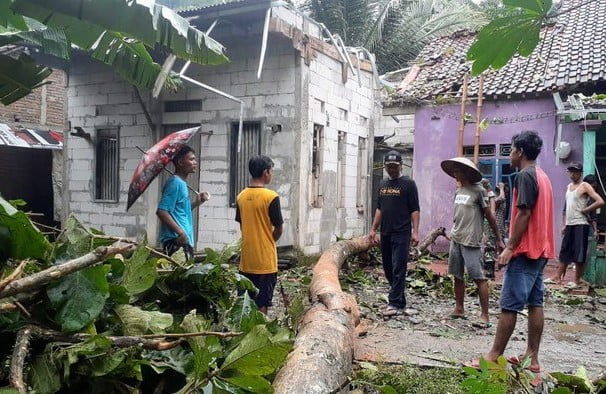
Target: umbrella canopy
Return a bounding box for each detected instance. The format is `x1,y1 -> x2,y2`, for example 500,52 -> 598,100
127,127 -> 199,210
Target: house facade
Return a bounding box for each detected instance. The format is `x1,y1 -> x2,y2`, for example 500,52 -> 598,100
384,0 -> 606,252
65,1 -> 377,254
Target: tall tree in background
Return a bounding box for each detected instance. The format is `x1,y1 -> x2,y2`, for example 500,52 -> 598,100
305,0 -> 488,73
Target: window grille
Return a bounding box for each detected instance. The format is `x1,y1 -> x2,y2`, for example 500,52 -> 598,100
230,121 -> 262,206
499,144 -> 512,156
311,124 -> 324,207
95,128 -> 119,202
164,100 -> 202,112
463,144 -> 496,157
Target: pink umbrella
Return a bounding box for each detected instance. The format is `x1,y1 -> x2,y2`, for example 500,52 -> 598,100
127,127 -> 199,210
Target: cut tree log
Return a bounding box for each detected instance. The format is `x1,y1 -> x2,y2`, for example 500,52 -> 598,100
273,236 -> 373,394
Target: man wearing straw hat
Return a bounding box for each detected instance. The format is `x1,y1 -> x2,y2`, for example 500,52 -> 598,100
441,156 -> 504,328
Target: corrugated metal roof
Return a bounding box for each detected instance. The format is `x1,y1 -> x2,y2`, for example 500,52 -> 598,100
387,0 -> 606,105
0,124 -> 63,150
178,0 -> 269,16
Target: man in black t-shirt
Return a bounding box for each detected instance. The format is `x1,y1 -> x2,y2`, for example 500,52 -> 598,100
368,151 -> 420,317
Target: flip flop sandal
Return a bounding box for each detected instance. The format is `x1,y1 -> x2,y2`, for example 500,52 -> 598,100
565,281 -> 579,289
543,278 -> 558,284
382,306 -> 403,317
507,356 -> 541,373
472,321 -> 493,329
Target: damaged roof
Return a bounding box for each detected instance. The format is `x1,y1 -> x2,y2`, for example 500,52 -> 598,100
387,0 -> 606,106
0,124 -> 63,150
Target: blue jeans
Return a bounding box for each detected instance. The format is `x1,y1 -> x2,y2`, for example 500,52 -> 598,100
500,256 -> 548,312
381,232 -> 410,309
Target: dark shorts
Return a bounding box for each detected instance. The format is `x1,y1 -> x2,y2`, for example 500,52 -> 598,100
162,239 -> 193,261
500,256 -> 548,312
239,271 -> 277,308
559,225 -> 590,264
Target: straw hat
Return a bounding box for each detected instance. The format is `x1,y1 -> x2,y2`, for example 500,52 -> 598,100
440,157 -> 482,183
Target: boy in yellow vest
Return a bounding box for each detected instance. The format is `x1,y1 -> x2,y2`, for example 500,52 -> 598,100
235,155 -> 283,314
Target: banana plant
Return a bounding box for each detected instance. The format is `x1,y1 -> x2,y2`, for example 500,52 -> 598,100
0,0 -> 229,105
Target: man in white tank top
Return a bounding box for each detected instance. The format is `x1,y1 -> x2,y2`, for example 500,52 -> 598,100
546,162 -> 604,287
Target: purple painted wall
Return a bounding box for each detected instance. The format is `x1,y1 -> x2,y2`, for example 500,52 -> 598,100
413,97 -> 584,253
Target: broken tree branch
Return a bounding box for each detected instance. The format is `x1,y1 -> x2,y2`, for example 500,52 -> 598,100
141,331 -> 242,339
0,244 -> 134,299
0,260 -> 30,292
273,236 -> 373,394
10,325 -> 33,394
85,230 -> 182,267
8,324 -> 244,391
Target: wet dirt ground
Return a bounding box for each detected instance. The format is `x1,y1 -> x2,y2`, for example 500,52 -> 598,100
350,260 -> 606,378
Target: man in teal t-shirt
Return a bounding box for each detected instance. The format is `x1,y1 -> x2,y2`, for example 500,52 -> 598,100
156,146 -> 207,259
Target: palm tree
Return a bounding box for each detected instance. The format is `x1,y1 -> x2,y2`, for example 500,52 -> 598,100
305,0 -> 488,73
0,0 -> 228,105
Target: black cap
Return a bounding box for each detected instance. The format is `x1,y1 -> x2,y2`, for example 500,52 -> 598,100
567,162 -> 583,172
384,150 -> 402,164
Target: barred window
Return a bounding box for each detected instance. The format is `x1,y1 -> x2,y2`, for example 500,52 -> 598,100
230,121 -> 262,206
463,144 -> 496,157
94,128 -> 119,202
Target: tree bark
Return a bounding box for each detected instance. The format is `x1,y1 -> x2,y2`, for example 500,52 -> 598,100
0,244 -> 134,299
417,227 -> 447,254
273,236 -> 372,394
10,325 -> 33,394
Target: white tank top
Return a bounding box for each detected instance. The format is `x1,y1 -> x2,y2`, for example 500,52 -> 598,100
565,185 -> 589,226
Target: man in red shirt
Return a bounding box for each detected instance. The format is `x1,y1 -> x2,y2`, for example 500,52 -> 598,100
477,131 -> 555,373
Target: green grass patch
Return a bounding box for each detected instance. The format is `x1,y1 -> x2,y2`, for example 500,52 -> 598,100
353,363 -> 463,394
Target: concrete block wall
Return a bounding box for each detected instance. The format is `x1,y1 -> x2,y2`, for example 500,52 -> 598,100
301,50 -> 376,254
375,113 -> 415,145
161,34 -> 298,250
66,58 -> 158,240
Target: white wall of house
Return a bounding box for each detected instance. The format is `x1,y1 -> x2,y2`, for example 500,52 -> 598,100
300,48 -> 376,254
66,58 -> 159,240
65,7 -> 377,255
374,113 -> 414,145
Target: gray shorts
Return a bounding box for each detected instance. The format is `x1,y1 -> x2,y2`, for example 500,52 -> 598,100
448,241 -> 486,280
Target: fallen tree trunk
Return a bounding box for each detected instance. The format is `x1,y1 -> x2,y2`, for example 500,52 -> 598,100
273,236 -> 373,394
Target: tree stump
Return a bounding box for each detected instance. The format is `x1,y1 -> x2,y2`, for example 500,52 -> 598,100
273,236 -> 373,394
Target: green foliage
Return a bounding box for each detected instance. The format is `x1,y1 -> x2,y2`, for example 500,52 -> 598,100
306,0 -> 488,73
226,292 -> 267,334
467,0 -> 553,75
120,243 -> 157,295
0,215 -> 295,393
0,0 -> 228,105
115,304 -> 173,335
552,367 -> 595,393
353,361 -> 463,393
461,357 -> 508,393
0,195 -> 51,261
47,265 -> 110,332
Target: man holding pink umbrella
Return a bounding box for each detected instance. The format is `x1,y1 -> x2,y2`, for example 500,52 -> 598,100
156,145 -> 208,259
